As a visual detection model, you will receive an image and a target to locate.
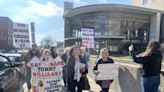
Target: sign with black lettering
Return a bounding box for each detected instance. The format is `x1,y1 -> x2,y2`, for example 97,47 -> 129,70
27,57 -> 63,92
81,28 -> 94,48
13,23 -> 30,48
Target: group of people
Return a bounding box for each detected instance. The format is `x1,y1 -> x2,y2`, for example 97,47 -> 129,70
23,40 -> 163,92
24,44 -> 90,92
24,44 -> 58,92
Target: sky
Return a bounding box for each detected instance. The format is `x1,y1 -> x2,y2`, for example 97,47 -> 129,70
0,0 -> 132,45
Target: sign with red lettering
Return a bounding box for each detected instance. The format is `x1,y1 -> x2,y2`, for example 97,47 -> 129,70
81,28 -> 95,48
27,56 -> 63,92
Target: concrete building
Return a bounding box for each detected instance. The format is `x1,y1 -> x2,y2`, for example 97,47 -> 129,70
30,22 -> 36,44
0,17 -> 14,51
64,3 -> 164,54
64,2 -> 73,12
133,0 -> 164,11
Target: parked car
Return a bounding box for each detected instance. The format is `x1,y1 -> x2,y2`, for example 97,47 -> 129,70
3,53 -> 26,77
0,54 -> 20,92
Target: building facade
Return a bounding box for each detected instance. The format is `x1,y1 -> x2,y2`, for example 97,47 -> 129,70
64,4 -> 164,54
133,0 -> 164,11
30,22 -> 36,44
0,17 -> 14,51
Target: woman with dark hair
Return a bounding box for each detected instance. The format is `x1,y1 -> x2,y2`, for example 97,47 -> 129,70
129,41 -> 163,92
67,45 -> 87,92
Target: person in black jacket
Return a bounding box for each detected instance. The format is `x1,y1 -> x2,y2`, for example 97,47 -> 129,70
61,47 -> 70,87
129,41 -> 163,92
93,48 -> 114,92
67,45 -> 87,92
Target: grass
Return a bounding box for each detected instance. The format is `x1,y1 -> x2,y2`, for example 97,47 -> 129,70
111,56 -> 131,59
111,55 -> 164,62
91,55 -> 164,62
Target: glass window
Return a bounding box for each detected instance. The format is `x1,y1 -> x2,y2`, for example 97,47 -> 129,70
127,21 -> 132,26
109,46 -> 118,52
0,56 -> 11,71
144,31 -> 147,40
8,56 -> 20,63
143,0 -> 148,5
135,30 -> 138,37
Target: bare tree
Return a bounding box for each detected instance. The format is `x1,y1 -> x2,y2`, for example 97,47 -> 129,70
41,36 -> 56,48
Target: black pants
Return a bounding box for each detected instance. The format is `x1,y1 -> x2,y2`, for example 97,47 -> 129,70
101,88 -> 109,92
68,78 -> 83,92
26,66 -> 31,90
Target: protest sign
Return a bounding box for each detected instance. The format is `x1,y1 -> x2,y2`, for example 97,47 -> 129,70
27,56 -> 63,92
13,23 -> 30,49
97,64 -> 119,80
81,28 -> 94,48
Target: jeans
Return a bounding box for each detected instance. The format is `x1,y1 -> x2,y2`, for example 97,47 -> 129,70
26,66 -> 31,90
141,76 -> 160,92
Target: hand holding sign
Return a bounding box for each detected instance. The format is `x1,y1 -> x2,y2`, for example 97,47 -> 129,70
97,64 -> 119,80
27,56 -> 63,92
94,70 -> 100,75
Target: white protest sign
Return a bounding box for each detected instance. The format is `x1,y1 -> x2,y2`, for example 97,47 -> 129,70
97,64 -> 119,80
81,28 -> 94,48
27,56 -> 63,92
13,23 -> 30,49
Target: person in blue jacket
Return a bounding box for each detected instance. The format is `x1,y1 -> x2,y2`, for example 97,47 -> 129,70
129,41 -> 163,92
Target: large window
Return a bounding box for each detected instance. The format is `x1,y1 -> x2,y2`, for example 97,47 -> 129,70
70,12 -> 150,41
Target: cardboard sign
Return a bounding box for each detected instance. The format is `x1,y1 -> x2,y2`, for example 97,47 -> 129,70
97,64 -> 119,80
27,56 -> 63,92
13,23 -> 30,48
81,28 -> 95,48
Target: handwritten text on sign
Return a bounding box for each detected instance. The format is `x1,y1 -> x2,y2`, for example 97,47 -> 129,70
27,56 -> 63,92
97,64 -> 119,80
81,28 -> 94,48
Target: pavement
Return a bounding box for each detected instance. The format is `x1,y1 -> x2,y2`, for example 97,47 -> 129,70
21,76 -> 102,92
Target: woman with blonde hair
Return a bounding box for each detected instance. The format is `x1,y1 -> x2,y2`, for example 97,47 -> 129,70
67,45 -> 87,92
129,41 -> 163,92
41,49 -> 53,62
93,48 -> 114,92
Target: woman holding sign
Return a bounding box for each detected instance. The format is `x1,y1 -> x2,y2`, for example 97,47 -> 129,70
93,48 -> 114,92
41,49 -> 53,62
67,45 -> 87,92
129,41 -> 163,92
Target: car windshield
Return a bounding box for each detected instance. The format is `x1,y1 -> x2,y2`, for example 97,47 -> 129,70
8,56 -> 21,62
0,56 -> 10,71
